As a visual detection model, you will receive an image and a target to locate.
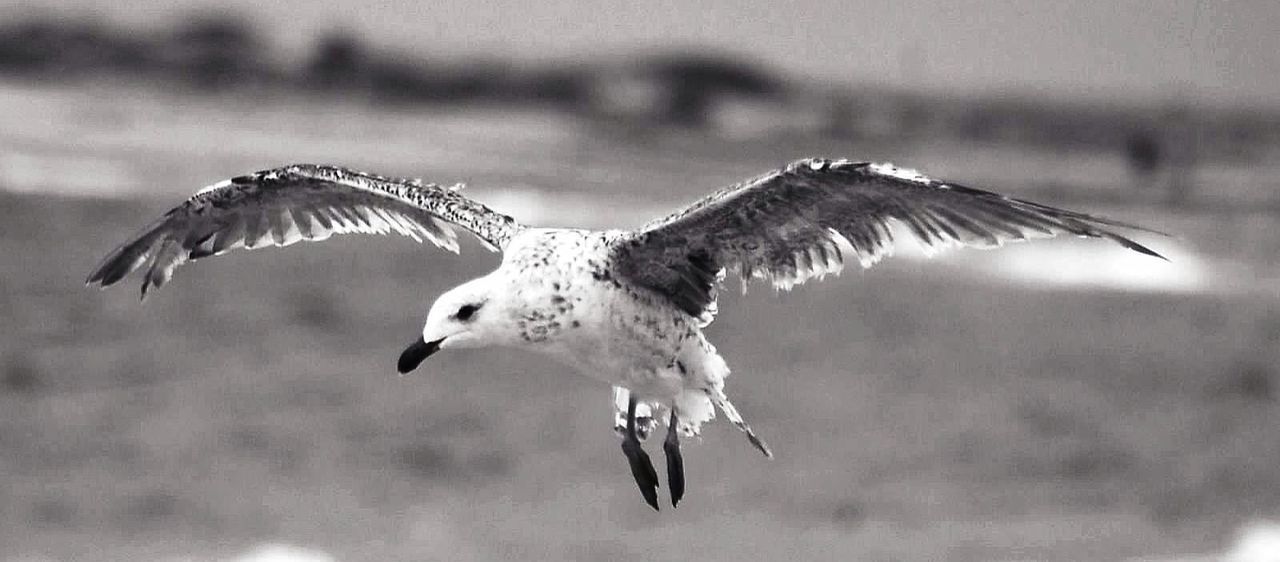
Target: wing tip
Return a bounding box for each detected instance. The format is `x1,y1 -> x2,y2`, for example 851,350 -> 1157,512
84,274 -> 113,289
1112,234 -> 1169,262
85,250 -> 145,290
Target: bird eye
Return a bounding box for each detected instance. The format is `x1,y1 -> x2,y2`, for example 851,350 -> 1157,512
454,303 -> 480,321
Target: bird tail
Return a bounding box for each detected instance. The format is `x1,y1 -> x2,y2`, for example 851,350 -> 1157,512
708,390 -> 773,459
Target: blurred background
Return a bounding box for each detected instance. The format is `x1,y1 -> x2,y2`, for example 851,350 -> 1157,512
1,1 -> 1279,560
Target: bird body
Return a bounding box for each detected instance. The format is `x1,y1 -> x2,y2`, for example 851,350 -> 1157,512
87,158 -> 1168,509
426,227 -> 729,437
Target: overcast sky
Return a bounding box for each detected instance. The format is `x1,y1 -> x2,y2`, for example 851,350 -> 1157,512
9,0 -> 1279,107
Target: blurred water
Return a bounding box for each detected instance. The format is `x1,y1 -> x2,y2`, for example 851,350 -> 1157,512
229,543 -> 336,562
981,241 -> 1204,294
0,81 -> 1265,298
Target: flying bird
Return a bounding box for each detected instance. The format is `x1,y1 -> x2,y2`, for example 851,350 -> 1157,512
85,158 -> 1166,510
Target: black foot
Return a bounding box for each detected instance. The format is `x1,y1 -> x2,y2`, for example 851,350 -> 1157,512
622,395 -> 659,510
622,436 -> 660,510
664,411 -> 684,507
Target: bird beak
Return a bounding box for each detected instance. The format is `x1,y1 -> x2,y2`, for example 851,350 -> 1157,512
398,337 -> 443,374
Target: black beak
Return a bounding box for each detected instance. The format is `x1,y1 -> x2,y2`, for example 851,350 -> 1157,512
398,337 -> 443,374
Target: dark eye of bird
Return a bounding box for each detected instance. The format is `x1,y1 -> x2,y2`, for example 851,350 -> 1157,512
455,303 -> 480,321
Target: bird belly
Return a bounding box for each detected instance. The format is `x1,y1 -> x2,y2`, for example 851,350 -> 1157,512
544,320 -> 677,393
502,228 -> 709,399
554,296 -> 702,400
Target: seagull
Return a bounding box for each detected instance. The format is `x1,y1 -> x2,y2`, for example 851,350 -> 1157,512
86,158 -> 1166,510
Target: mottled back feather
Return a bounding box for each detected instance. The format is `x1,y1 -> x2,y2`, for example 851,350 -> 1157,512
612,158 -> 1165,321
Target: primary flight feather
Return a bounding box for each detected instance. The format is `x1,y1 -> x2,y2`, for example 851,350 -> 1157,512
87,158 -> 1167,510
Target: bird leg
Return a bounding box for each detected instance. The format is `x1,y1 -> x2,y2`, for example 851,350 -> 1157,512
663,409 -> 685,507
621,394 -> 660,510
612,386 -> 658,441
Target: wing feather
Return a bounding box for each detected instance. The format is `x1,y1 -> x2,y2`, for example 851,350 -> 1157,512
289,207 -> 316,240
87,164 -> 523,298
612,158 -> 1167,320
241,210 -> 268,249
211,216 -> 247,253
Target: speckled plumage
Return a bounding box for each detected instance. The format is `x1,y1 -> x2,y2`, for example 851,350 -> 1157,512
87,158 -> 1167,459
85,164 -> 523,298
450,228 -> 729,437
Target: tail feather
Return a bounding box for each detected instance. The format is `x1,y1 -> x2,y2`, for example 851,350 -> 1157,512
708,390 -> 773,458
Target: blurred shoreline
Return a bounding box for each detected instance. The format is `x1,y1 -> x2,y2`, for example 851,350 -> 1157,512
4,14 -> 1280,148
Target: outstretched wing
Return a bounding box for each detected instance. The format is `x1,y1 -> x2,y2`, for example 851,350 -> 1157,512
612,158 -> 1166,321
86,164 -> 524,298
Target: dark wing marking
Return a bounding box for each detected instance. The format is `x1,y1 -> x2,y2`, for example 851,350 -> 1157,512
612,158 -> 1167,321
86,164 -> 524,298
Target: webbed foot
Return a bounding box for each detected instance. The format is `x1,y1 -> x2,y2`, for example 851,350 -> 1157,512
663,410 -> 685,507
621,395 -> 659,510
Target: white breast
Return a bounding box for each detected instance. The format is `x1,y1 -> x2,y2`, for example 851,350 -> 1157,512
498,228 -> 696,396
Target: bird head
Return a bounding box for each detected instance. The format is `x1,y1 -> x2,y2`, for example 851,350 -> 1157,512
397,275 -> 511,374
